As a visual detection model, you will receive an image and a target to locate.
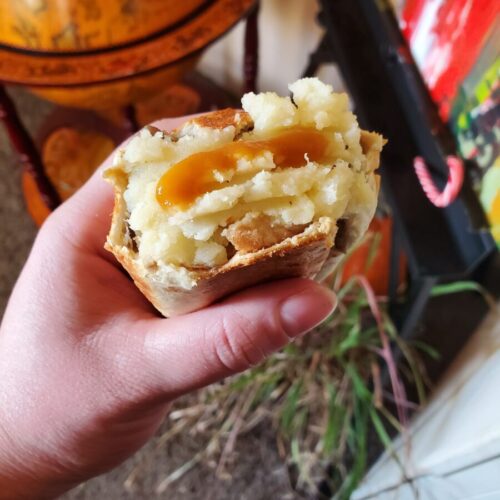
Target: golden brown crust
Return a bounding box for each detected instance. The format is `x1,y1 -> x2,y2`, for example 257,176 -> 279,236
360,131 -> 386,172
164,235 -> 335,315
187,108 -> 253,131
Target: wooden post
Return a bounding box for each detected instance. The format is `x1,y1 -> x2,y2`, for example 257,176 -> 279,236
0,84 -> 61,210
243,1 -> 260,94
123,104 -> 139,135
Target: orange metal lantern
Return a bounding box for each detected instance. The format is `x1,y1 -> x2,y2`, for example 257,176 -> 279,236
0,0 -> 255,109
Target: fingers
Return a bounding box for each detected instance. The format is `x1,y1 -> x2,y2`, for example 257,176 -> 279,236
135,279 -> 336,401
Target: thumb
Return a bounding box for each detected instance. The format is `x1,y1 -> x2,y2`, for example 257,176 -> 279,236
137,278 -> 336,401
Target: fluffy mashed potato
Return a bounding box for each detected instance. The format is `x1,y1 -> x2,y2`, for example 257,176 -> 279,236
113,78 -> 382,269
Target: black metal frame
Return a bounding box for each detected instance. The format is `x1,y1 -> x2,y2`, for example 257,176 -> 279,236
306,0 -> 496,339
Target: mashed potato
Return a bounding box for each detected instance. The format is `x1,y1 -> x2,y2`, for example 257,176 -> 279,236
112,78 -> 383,270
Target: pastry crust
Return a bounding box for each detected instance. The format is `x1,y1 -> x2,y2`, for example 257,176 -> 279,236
105,107 -> 383,316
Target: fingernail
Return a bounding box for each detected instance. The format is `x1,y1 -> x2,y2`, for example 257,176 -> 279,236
279,286 -> 336,338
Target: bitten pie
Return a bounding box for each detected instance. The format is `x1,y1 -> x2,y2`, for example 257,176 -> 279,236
105,78 -> 385,316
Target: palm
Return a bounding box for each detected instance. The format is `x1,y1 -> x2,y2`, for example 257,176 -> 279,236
2,232 -> 167,481
71,251 -> 153,328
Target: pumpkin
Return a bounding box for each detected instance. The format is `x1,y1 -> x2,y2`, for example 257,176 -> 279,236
340,217 -> 406,295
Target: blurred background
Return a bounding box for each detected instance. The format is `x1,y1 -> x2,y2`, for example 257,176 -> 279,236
0,0 -> 499,498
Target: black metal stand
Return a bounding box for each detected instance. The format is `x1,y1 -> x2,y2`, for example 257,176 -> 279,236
307,0 -> 495,340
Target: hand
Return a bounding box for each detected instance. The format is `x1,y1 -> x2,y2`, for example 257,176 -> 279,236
0,117 -> 336,499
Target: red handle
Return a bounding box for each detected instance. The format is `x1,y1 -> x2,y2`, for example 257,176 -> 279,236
413,155 -> 464,208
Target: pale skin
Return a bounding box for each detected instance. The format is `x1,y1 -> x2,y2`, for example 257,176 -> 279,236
0,117 -> 336,499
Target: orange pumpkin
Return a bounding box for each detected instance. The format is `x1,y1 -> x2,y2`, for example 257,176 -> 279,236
23,127 -> 115,226
340,217 -> 406,295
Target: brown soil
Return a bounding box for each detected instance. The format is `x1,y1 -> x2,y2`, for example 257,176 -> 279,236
62,415 -> 301,500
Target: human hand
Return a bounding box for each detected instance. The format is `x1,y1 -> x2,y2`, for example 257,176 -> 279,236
0,117 -> 336,499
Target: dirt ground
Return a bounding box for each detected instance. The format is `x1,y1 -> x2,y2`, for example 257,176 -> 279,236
63,418 -> 300,500
0,87 -> 303,500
